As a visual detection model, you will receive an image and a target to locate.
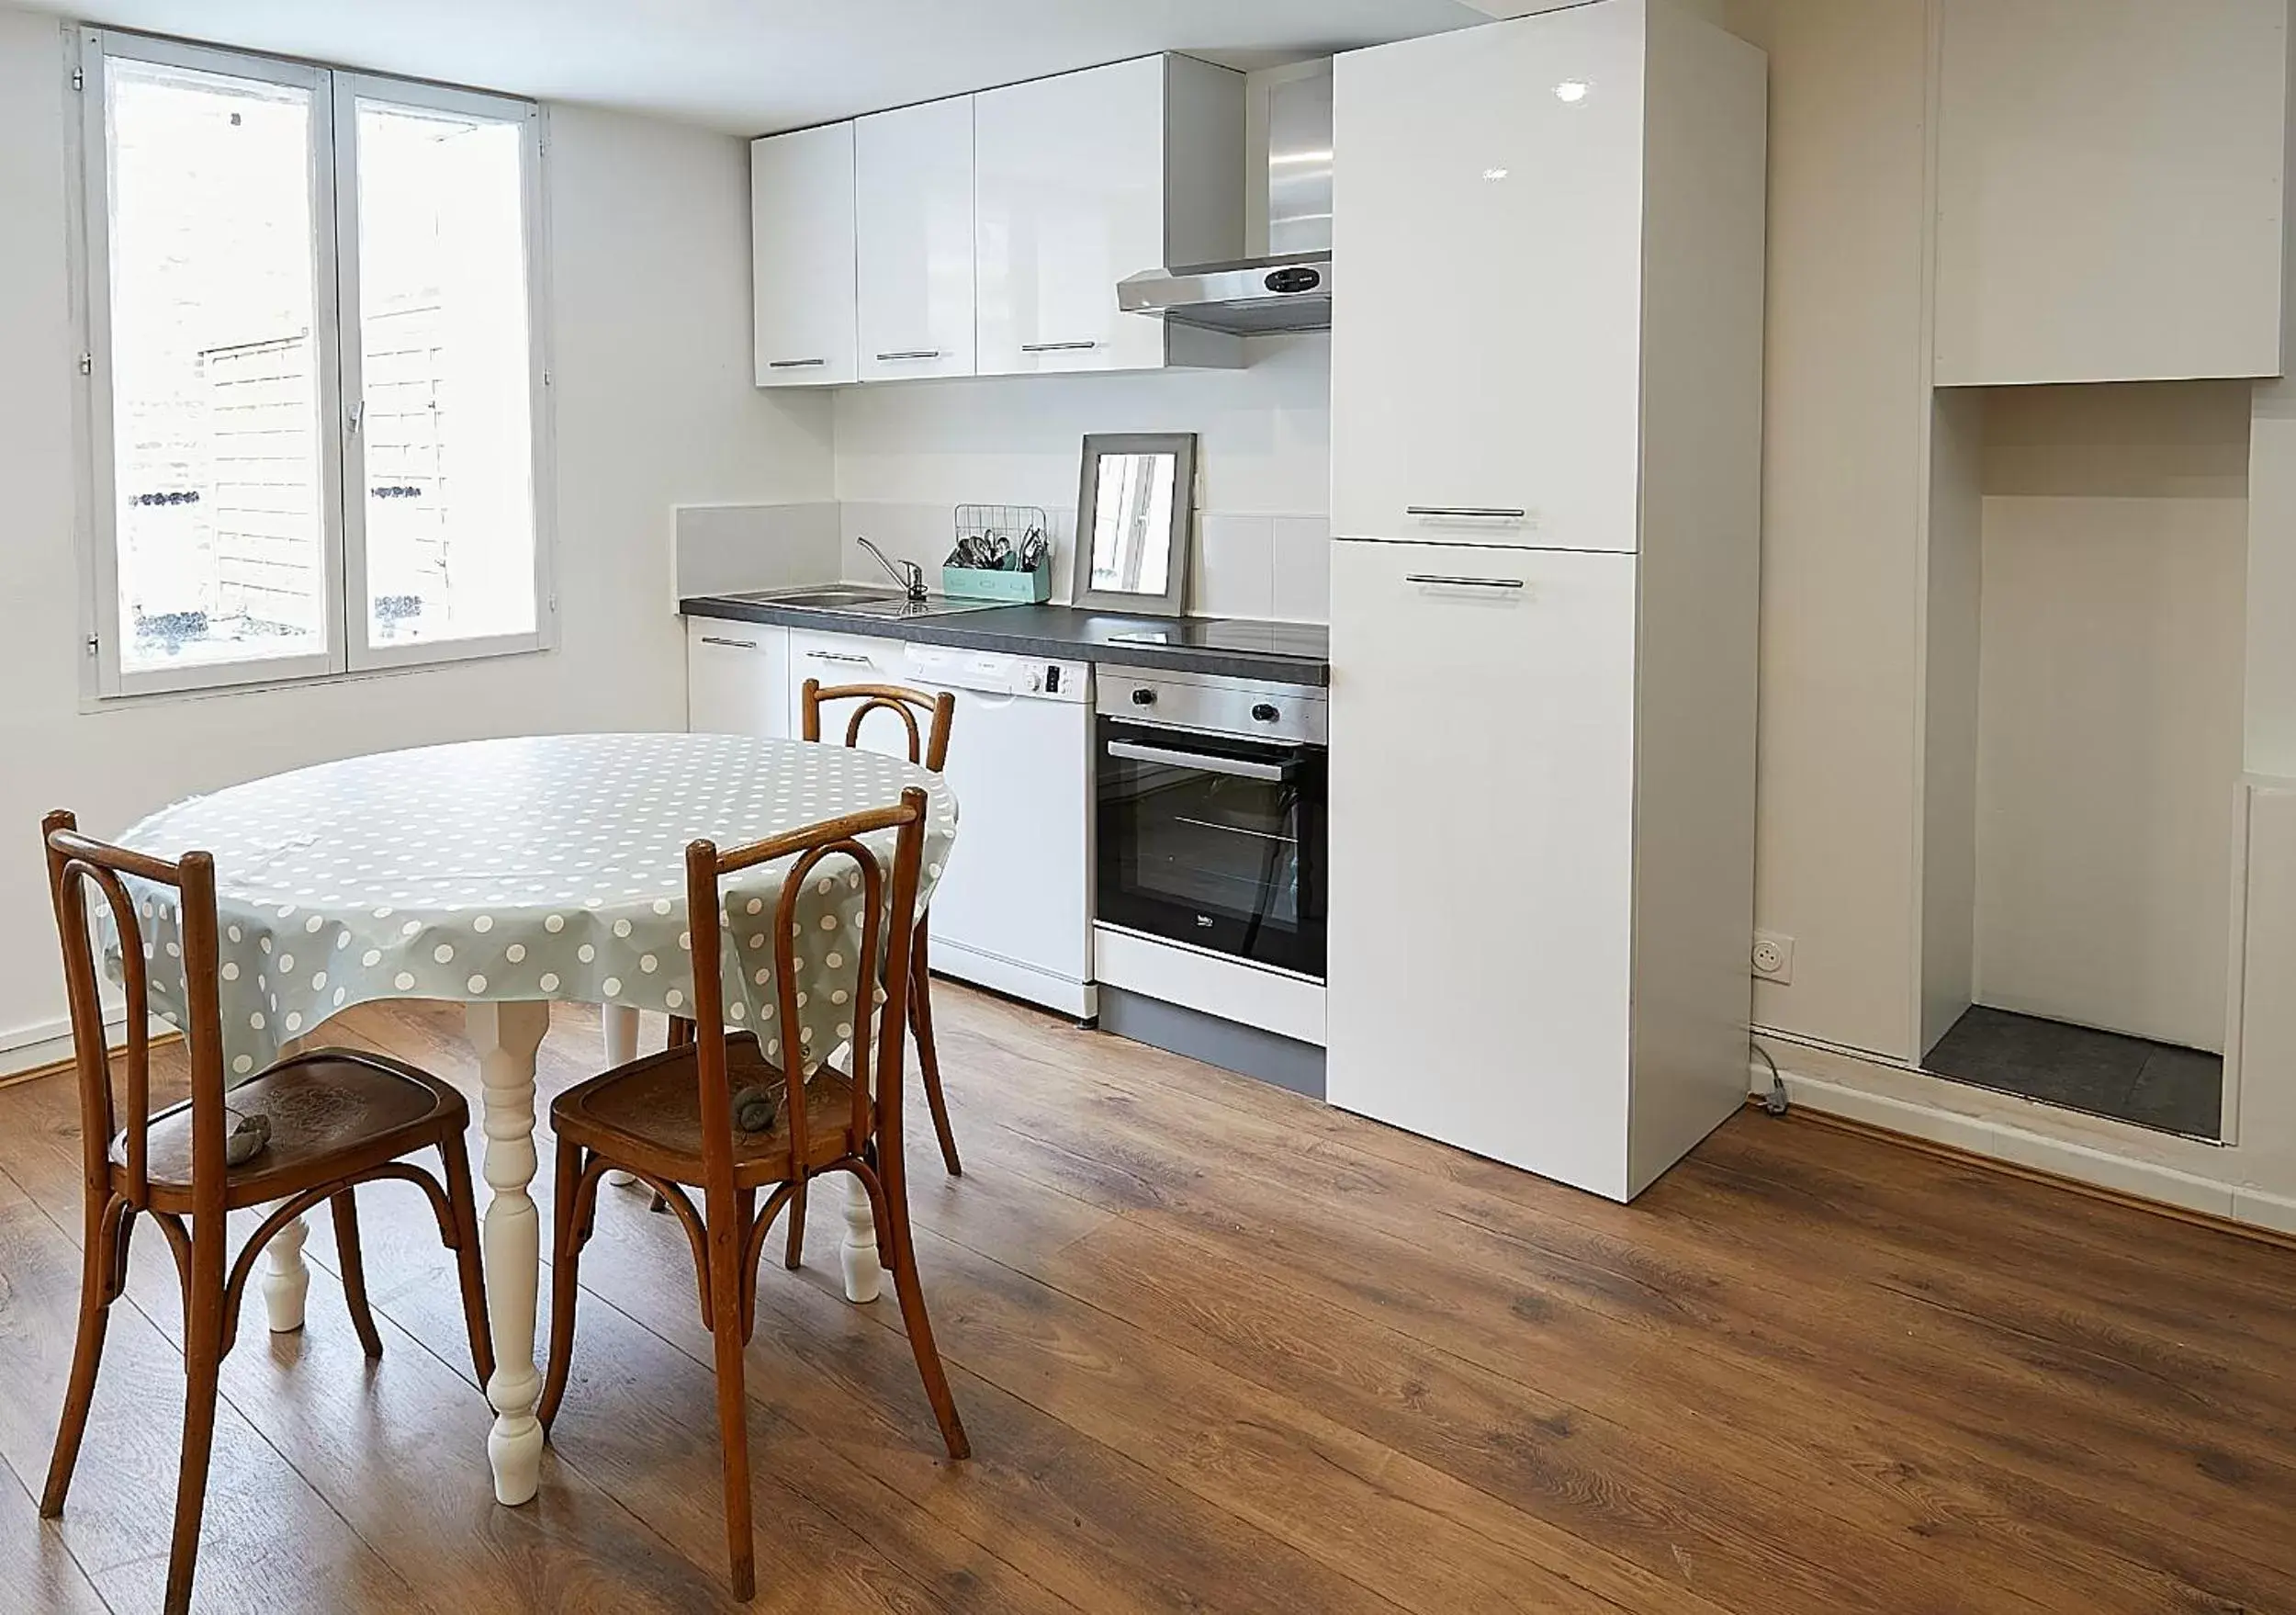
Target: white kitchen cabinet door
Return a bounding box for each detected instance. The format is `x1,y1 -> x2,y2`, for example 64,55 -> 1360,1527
974,57 -> 1168,376
1933,0 -> 2288,385
1324,539 -> 1638,1198
687,620 -> 791,740
1331,6 -> 1649,550
856,96 -> 976,381
750,123 -> 858,386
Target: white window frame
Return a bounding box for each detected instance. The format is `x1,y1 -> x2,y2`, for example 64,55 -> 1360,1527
73,28 -> 557,700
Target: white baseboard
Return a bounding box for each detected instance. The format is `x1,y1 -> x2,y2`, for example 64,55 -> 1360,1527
930,938 -> 1097,1021
1749,1033 -> 2296,1237
3,1011 -> 175,1081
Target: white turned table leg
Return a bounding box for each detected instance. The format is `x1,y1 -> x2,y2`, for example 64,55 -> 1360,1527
601,1004 -> 639,1189
465,999 -> 552,1507
262,1214 -> 310,1332
840,1173 -> 884,1304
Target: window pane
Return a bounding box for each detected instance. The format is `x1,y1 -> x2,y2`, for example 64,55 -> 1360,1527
107,59 -> 328,672
356,100 -> 535,647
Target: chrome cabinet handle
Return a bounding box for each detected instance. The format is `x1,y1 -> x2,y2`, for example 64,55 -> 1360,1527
805,649 -> 875,664
699,636 -> 760,649
1407,574 -> 1525,590
1106,740 -> 1296,782
1021,341 -> 1098,353
875,349 -> 943,361
765,357 -> 827,369
1406,505 -> 1527,519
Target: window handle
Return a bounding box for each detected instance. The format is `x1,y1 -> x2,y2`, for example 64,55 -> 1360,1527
346,399 -> 366,435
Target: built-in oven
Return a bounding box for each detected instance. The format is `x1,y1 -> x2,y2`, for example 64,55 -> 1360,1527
1095,665 -> 1327,980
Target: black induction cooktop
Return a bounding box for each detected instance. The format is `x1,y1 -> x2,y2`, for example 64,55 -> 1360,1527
1106,619 -> 1330,659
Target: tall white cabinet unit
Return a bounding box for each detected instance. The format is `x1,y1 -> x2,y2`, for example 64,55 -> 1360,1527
974,55 -> 1244,377
1326,0 -> 1767,1202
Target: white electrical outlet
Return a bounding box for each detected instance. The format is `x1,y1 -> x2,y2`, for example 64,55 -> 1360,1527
1750,932 -> 1795,985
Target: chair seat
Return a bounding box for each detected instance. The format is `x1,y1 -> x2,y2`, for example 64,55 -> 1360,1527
113,1049 -> 465,1211
552,1035 -> 861,1187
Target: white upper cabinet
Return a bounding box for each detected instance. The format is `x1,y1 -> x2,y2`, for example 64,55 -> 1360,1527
1330,5 -> 1650,549
856,96 -> 977,381
974,55 -> 1244,376
1934,0 -> 2290,386
749,123 -> 858,387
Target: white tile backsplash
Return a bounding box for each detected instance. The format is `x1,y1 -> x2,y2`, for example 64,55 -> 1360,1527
1193,514 -> 1276,619
1270,514 -> 1332,624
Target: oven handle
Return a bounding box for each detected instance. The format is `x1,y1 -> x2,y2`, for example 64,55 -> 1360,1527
1106,739 -> 1298,782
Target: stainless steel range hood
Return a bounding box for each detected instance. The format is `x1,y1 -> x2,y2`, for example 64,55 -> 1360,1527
1118,252 -> 1332,334
1117,67 -> 1334,336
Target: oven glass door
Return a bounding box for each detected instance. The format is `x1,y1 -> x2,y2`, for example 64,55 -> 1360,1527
1096,717 -> 1326,977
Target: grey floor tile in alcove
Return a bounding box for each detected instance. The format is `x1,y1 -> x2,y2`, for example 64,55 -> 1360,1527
1924,1005 -> 2223,1139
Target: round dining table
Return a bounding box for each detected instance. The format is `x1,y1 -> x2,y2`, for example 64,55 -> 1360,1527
109,732 -> 957,1506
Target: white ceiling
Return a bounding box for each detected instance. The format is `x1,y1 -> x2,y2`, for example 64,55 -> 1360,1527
27,0 -> 1490,134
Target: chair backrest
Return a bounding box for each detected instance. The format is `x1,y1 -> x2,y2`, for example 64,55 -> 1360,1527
682,787 -> 930,1208
42,809 -> 230,1216
801,679 -> 955,774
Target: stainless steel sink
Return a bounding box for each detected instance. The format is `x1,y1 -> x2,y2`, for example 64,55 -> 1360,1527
745,584 -> 998,619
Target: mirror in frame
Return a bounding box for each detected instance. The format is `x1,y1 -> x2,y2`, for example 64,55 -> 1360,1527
1071,432 -> 1197,617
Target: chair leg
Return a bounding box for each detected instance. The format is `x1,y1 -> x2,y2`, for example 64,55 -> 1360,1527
537,1141 -> 586,1434
440,1137 -> 495,1386
853,1163 -> 969,1461
782,1175 -> 808,1271
911,938 -> 961,1178
163,1224 -> 228,1615
40,1194 -> 129,1517
330,1191 -> 385,1360
707,1224 -> 756,1600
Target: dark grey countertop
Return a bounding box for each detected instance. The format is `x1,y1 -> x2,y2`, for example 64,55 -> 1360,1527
681,593 -> 1331,685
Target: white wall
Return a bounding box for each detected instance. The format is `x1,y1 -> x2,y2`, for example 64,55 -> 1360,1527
0,6 -> 833,1061
830,333 -> 1333,620
1724,0 -> 1934,1060
1971,383 -> 2249,1052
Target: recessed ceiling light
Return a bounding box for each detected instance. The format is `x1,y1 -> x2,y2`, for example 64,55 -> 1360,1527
1555,80 -> 1591,104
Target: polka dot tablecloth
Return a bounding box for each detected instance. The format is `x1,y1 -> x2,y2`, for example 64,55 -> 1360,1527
100,733 -> 957,1082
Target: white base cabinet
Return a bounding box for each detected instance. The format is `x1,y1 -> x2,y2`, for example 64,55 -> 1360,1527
686,619 -> 791,740
1325,0 -> 1767,1202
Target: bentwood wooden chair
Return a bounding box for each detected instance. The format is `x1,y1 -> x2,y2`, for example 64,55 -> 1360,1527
660,678 -> 963,1251
801,678 -> 962,1180
538,788 -> 969,1600
39,810 -> 493,1615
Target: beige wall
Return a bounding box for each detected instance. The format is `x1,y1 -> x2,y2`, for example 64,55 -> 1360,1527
1731,0 -> 2296,1227
1725,0 -> 1934,1061
0,8 -> 836,1060
1971,384 -> 2249,1053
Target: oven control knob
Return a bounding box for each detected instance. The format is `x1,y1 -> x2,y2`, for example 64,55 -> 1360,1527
1131,688 -> 1156,706
1252,703 -> 1279,722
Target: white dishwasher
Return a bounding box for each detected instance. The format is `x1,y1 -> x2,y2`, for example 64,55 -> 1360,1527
790,629 -> 1096,1018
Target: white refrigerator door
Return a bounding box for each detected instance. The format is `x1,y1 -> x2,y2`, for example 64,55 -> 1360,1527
1325,539 -> 1638,1198
1331,4 -> 1648,550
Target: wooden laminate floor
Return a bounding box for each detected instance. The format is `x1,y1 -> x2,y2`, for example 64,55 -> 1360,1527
0,986 -> 2291,1613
